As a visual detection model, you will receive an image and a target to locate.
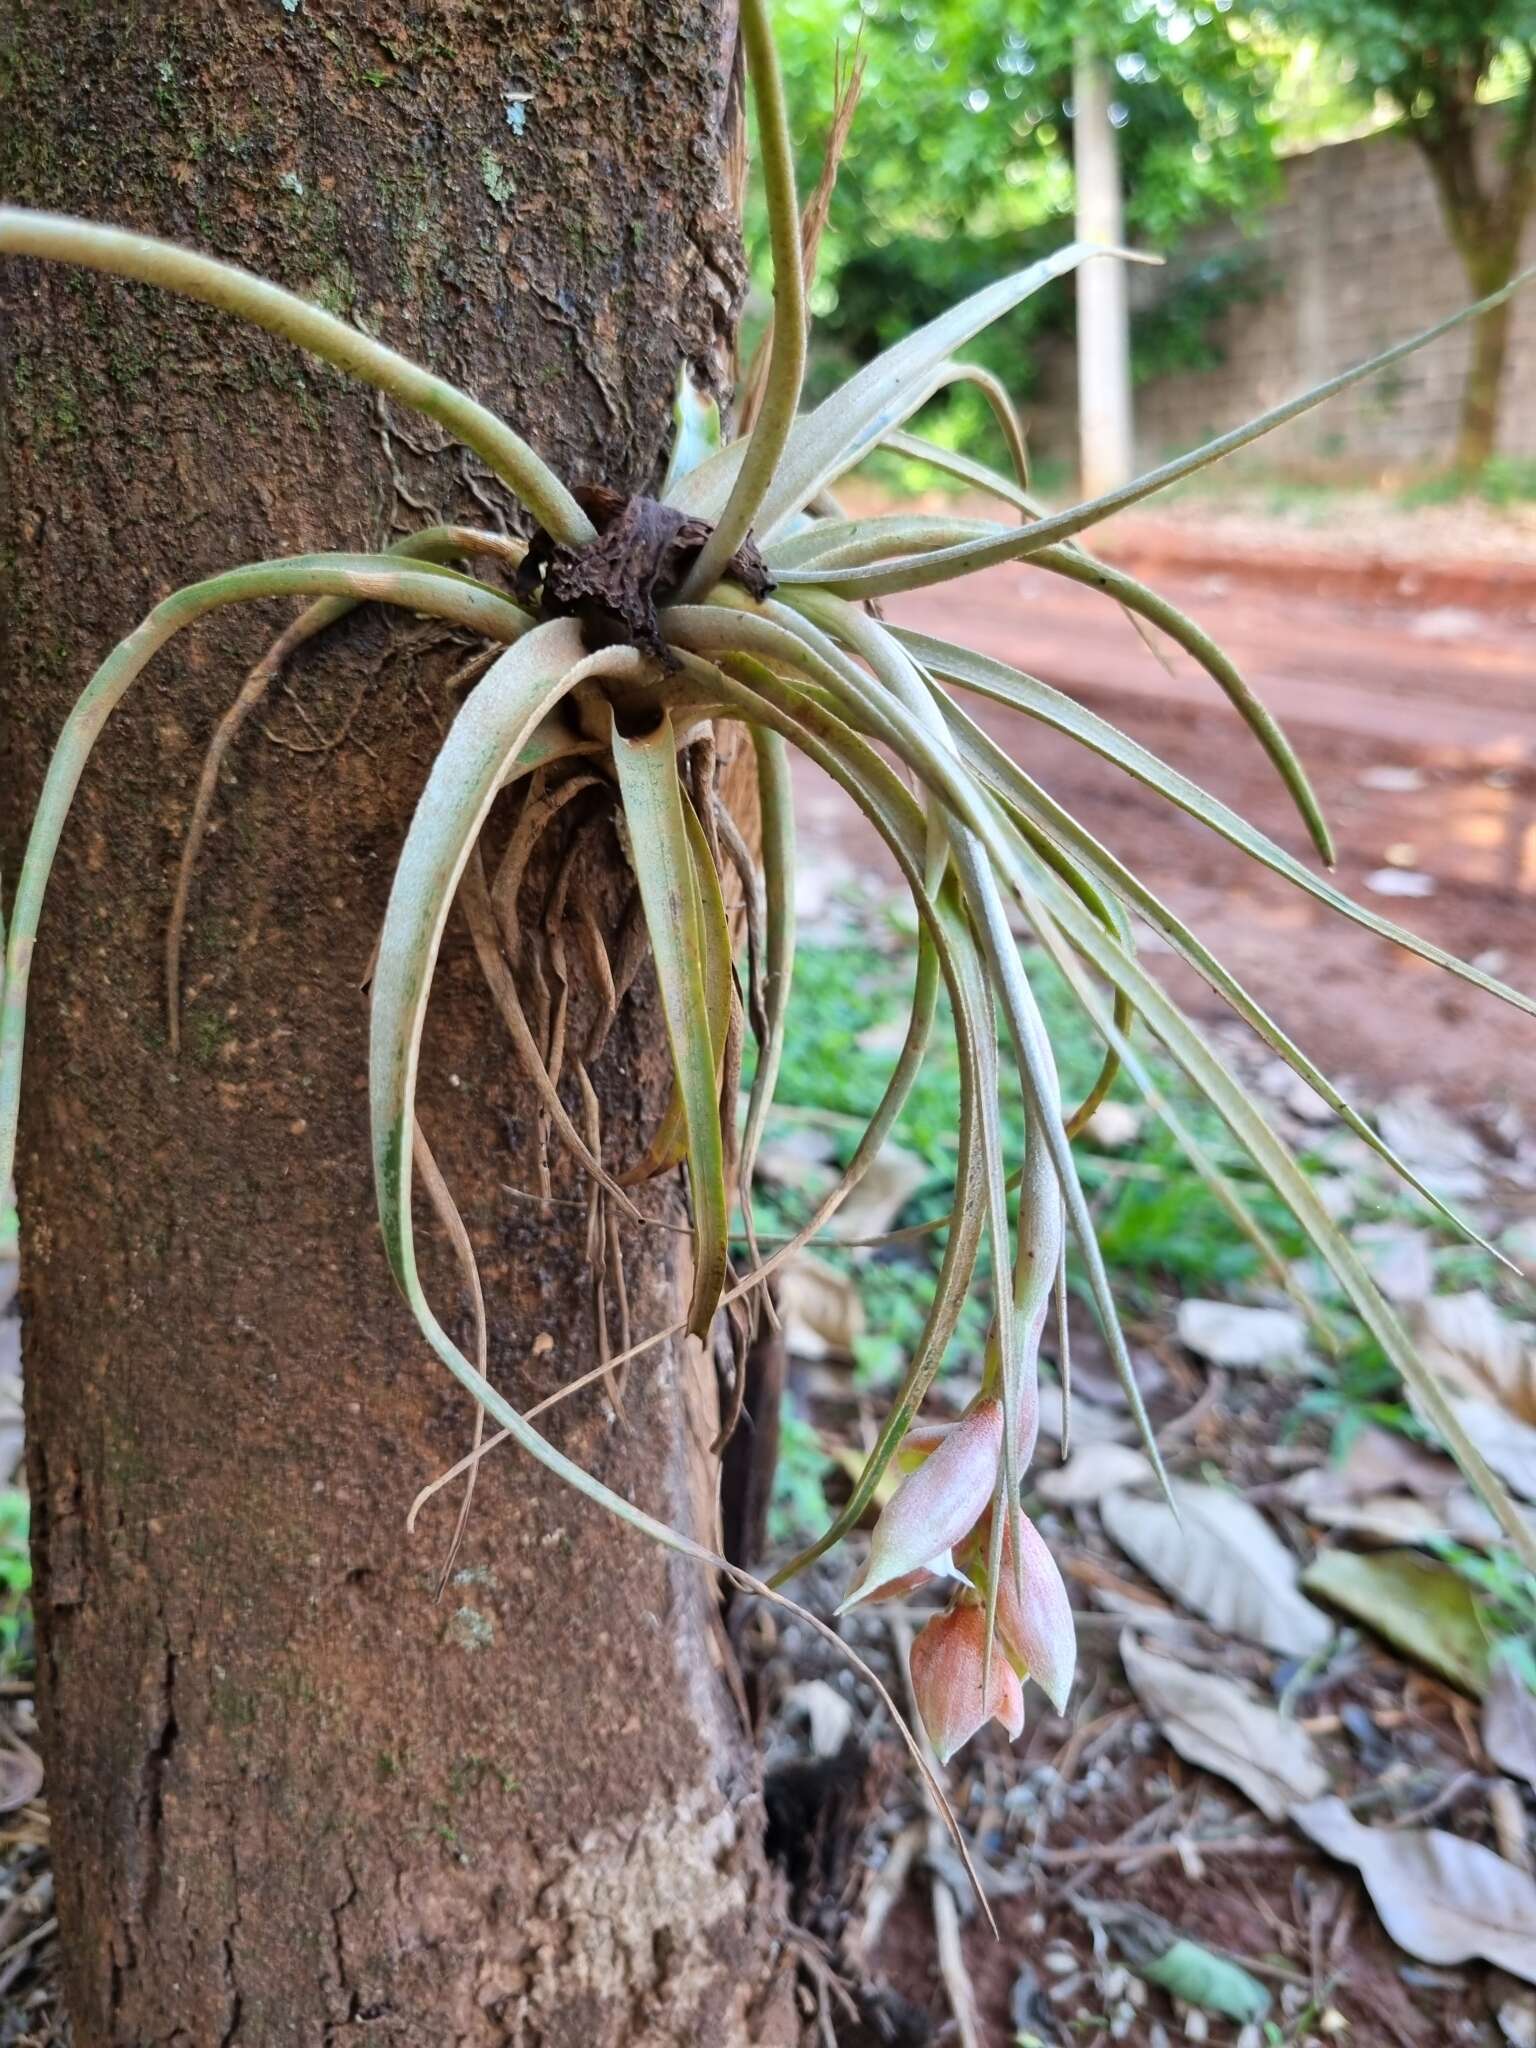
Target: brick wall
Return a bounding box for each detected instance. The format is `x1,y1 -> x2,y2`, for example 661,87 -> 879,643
1060,113 -> 1536,473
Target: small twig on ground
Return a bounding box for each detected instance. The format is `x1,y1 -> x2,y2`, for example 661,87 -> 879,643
1044,1785 -> 1192,1902
851,1819 -> 924,1967
1377,1768 -> 1482,1831
1155,1365 -> 1227,1448
785,1926 -> 862,2048
1033,1832 -> 1295,1871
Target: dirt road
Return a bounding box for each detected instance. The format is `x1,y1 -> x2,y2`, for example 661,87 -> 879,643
790,550 -> 1536,1114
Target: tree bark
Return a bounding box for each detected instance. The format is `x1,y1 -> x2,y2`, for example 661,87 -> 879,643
0,3 -> 795,2042
1413,94 -> 1535,474
1455,283 -> 1512,474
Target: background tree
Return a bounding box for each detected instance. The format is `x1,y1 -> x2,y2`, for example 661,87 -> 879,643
0,3 -> 797,2041
765,0 -> 1279,462
1245,0 -> 1536,470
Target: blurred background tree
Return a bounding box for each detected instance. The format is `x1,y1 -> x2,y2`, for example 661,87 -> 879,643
1246,2 -> 1536,470
761,0 -> 1536,480
761,0 -> 1281,472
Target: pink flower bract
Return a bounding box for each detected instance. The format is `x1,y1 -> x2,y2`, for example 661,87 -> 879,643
994,1509 -> 1076,1714
841,1399 -> 1004,1610
910,1600 -> 1025,1763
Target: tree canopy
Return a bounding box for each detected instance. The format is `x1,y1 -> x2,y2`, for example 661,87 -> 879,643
764,2 -> 1536,473
766,0 -> 1281,444
1247,0 -> 1536,467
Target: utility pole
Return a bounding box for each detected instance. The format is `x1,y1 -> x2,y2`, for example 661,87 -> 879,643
1072,39 -> 1135,495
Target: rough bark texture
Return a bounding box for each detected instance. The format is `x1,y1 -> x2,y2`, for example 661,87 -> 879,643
0,2 -> 796,2041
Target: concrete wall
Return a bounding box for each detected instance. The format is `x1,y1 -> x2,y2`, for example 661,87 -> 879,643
1100,114 -> 1536,473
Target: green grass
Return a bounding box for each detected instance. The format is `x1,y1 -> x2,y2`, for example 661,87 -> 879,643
1397,456 -> 1536,509
749,921 -> 1307,1385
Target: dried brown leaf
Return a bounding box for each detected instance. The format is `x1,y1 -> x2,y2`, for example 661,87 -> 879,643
1486,1660 -> 1536,1795
1100,1483 -> 1332,1658
1120,1631 -> 1329,1820
1292,1795 -> 1536,1982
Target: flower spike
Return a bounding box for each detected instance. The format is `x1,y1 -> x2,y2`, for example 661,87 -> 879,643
840,1400 -> 1004,1612
989,1511 -> 1077,1715
910,1600 -> 1026,1764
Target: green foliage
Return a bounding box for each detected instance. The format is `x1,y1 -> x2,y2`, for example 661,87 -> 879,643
0,1489 -> 31,1678
766,928 -> 1536,1681
1244,2 -> 1536,123
770,1406 -> 838,1544
1130,247 -> 1271,386
776,0 -> 1279,255
5,0 -> 1536,1809
755,926 -> 1300,1400
1432,1537 -> 1536,1689
1398,455 -> 1536,506
763,0 -> 1283,464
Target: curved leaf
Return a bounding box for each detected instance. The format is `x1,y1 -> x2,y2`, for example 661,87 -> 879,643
1015,844 -> 1536,1568
669,242 -> 1114,532
902,631 -> 1536,1020
0,208 -> 590,541
370,619 -> 640,1289
167,523 -> 529,1048
935,682 -> 1503,1258
609,713 -> 730,1336
772,264 -> 1536,594
677,0 -> 805,599
1,555 -> 532,1198
737,726 -> 798,1207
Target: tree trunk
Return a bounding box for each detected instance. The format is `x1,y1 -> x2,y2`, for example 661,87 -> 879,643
0,3 -> 796,2042
1414,120 -> 1526,475
1454,282 -> 1512,474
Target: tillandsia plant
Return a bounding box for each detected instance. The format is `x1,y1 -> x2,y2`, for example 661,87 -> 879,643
3,0 -> 1536,1798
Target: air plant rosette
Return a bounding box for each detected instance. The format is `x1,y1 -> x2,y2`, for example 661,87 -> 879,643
2,0 -> 1534,1825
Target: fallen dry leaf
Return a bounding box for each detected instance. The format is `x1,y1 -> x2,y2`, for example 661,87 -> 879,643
1285,1422 -> 1456,1515
1081,1100 -> 1142,1150
1256,1056 -> 1333,1127
1485,1660 -> 1536,1795
1415,1291 -> 1536,1426
1353,1224 -> 1433,1305
1447,1394 -> 1536,1504
1443,1485 -> 1536,1549
1292,1795 -> 1536,1983
1365,868 -> 1436,899
1120,1631 -> 1329,1820
1036,1383 -> 1133,1447
0,1734 -> 42,1814
1286,1489 -> 1453,1546
1417,1294 -> 1536,1425
1175,1299 -> 1305,1373
784,1679 -> 856,1759
1036,1441 -> 1154,1506
826,1140 -> 929,1243
1376,1090 -> 1486,1200
1100,1482 -> 1333,1658
753,1121 -> 839,1198
1301,1547 -> 1490,1695
778,1253 -> 864,1360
